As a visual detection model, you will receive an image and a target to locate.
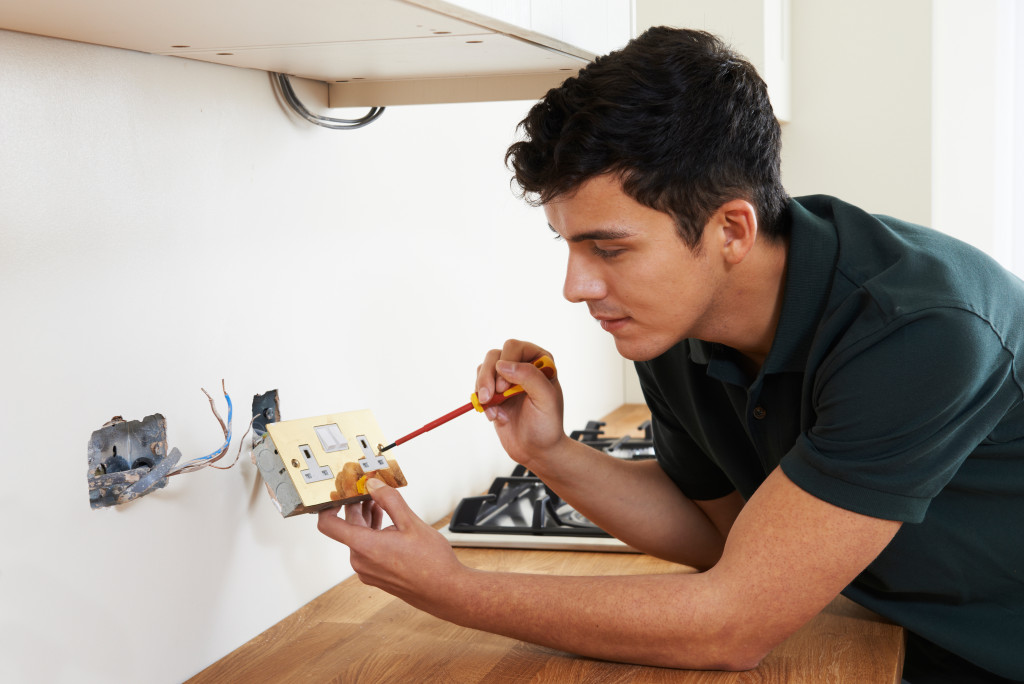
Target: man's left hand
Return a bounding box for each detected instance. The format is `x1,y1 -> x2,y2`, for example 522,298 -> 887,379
317,479 -> 466,608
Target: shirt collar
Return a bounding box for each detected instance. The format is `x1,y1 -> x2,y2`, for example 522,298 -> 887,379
761,197 -> 839,374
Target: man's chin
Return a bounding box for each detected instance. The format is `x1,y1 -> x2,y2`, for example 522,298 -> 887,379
612,336 -> 663,363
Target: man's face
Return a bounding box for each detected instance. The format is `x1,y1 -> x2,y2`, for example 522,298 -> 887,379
544,175 -> 723,362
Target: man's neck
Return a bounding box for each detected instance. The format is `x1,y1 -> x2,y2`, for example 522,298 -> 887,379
706,236 -> 790,368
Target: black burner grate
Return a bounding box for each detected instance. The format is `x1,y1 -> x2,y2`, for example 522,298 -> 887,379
447,419 -> 655,538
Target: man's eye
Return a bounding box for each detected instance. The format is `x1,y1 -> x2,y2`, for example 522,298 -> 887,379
592,245 -> 625,258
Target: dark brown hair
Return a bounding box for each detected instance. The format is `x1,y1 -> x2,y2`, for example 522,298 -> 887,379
506,27 -> 789,247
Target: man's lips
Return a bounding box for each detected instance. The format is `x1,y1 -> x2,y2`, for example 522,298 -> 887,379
592,314 -> 630,332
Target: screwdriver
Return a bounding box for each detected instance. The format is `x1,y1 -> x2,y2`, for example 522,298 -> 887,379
378,355 -> 556,453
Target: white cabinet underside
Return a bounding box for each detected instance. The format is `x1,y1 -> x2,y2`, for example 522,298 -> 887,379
0,0 -> 598,105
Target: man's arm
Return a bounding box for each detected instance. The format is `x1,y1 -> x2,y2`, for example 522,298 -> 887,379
473,339 -> 739,568
513,438 -> 743,569
318,340 -> 899,669
319,468 -> 900,671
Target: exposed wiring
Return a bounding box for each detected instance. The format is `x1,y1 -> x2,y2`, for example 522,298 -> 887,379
208,414 -> 259,471
168,380 -> 240,477
275,72 -> 385,130
197,381 -> 232,462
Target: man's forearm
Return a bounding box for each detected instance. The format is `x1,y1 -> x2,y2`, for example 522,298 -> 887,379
414,469 -> 898,673
426,566 -> 761,671
520,437 -> 729,569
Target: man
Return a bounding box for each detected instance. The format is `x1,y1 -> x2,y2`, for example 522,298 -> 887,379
319,27 -> 1024,682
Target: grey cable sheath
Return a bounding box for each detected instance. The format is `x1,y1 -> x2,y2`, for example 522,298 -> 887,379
275,73 -> 385,130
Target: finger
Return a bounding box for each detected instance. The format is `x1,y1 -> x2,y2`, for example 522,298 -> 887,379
495,357 -> 559,410
475,348 -> 502,404
477,341 -> 553,406
362,499 -> 386,529
485,404 -> 508,424
343,500 -> 371,527
317,507 -> 374,545
500,339 -> 551,365
369,499 -> 384,529
364,478 -> 419,531
492,340 -> 551,394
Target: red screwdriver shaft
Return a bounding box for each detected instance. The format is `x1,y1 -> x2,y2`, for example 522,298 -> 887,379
377,355 -> 556,454
379,401 -> 475,452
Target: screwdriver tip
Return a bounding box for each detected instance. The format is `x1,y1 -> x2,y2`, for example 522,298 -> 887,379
379,442 -> 395,453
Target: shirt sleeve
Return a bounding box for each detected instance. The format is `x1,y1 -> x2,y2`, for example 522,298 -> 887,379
781,307 -> 1022,522
635,359 -> 737,501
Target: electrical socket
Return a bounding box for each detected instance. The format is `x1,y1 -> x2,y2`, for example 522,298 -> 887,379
255,409 -> 407,517
356,434 -> 388,472
298,444 -> 334,483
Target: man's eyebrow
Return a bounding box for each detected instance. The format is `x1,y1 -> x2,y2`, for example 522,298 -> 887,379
546,223 -> 634,242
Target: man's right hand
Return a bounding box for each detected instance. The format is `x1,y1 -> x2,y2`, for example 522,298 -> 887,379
475,339 -> 568,468
474,340 -> 739,570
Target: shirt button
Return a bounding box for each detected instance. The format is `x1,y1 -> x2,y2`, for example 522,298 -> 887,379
753,406 -> 767,420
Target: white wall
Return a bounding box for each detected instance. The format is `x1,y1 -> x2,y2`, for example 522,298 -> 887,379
784,0 -> 1020,268
932,0 -> 1021,272
0,29 -> 623,683
782,0 -> 933,223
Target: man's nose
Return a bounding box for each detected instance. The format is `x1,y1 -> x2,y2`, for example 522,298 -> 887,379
563,254 -> 605,303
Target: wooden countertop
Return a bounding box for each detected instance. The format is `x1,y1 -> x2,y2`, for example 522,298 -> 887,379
188,406 -> 905,683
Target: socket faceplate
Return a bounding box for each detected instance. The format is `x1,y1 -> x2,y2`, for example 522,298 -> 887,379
258,409 -> 406,516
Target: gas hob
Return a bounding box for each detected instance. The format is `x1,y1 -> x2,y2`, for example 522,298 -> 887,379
440,420 -> 654,552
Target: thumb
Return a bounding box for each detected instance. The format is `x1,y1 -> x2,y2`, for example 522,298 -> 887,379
365,478 -> 417,529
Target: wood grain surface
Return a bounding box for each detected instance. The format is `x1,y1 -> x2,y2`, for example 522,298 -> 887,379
596,403 -> 653,439
187,548 -> 903,683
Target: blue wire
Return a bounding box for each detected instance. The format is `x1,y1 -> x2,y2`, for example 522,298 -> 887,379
188,390 -> 233,464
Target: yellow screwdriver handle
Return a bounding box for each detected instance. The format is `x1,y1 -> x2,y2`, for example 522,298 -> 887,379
470,355 -> 556,412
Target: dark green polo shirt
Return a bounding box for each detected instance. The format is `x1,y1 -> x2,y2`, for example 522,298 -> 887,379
636,195 -> 1024,681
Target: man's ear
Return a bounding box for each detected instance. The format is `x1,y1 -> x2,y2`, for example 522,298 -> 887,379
714,199 -> 758,265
